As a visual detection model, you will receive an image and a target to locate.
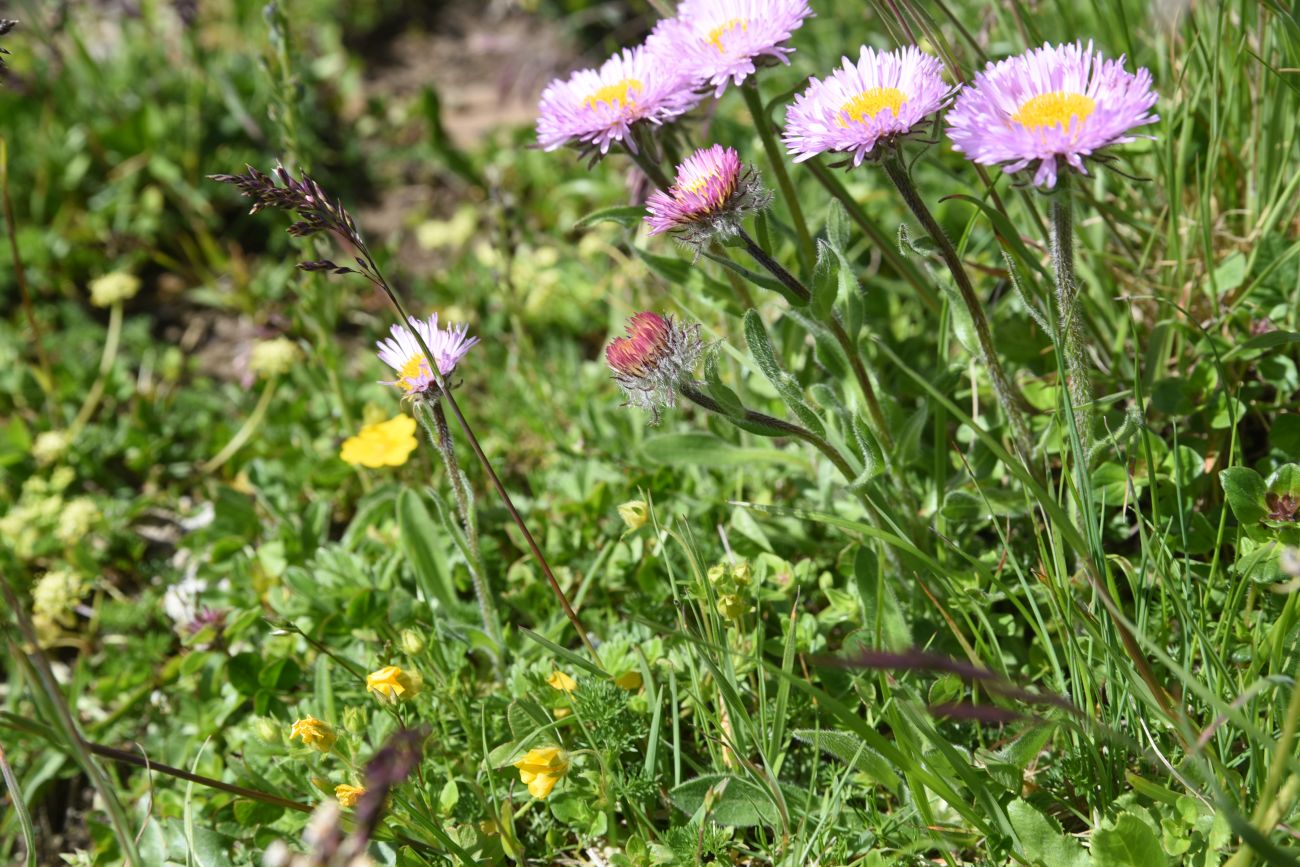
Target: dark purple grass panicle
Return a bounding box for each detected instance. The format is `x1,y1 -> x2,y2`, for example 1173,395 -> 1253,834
1,19 -> 18,76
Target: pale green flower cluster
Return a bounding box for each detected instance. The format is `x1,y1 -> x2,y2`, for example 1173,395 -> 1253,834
32,568 -> 87,631
57,497 -> 101,546
89,271 -> 141,307
0,468 -> 77,560
249,337 -> 302,379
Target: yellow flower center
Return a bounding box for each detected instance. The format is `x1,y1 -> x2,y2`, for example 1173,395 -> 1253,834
837,87 -> 908,127
398,354 -> 428,391
680,169 -> 718,196
584,78 -> 643,110
706,18 -> 747,53
1011,91 -> 1096,131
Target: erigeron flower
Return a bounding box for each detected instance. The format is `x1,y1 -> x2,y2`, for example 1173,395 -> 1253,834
648,0 -> 813,97
546,670 -> 577,693
56,497 -> 100,545
618,500 -> 649,531
89,271 -> 141,307
946,41 -> 1159,189
536,45 -> 701,155
339,414 -> 419,468
605,312 -> 704,424
335,783 -> 366,808
289,716 -> 337,752
366,665 -> 423,700
644,145 -> 771,249
512,746 -> 570,800
783,45 -> 950,166
249,337 -> 302,379
376,314 -> 478,398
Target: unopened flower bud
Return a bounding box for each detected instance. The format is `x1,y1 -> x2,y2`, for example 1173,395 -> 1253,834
342,706 -> 367,735
618,500 -> 648,532
605,312 -> 702,424
254,717 -> 282,744
400,629 -> 427,656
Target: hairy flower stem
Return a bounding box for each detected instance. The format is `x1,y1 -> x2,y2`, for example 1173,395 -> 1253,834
352,251 -> 602,668
1048,178 -> 1093,454
416,401 -> 501,649
200,376 -> 279,475
741,81 -> 816,274
881,149 -> 1033,462
735,228 -> 893,451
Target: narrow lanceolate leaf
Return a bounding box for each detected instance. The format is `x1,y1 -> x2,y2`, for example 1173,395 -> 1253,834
704,351 -> 747,417
396,489 -> 457,612
743,309 -> 826,438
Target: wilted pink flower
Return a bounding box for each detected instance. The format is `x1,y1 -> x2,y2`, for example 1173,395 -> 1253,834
783,46 -> 949,166
377,314 -> 478,397
536,46 -> 700,155
645,145 -> 770,247
606,312 -> 703,423
647,0 -> 812,97
946,41 -> 1158,188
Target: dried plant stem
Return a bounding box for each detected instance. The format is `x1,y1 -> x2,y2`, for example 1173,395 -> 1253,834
881,148 -> 1032,462
1,138 -> 55,409
199,376 -> 280,474
351,251 -> 601,668
1048,178 -> 1093,453
735,228 -> 893,450
740,81 -> 816,273
0,576 -> 142,865
416,401 -> 501,648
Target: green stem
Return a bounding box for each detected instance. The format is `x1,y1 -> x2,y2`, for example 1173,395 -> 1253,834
741,81 -> 816,275
1048,177 -> 1093,453
417,401 -> 502,650
881,148 -> 1032,462
735,228 -> 893,449
626,129 -> 673,190
200,376 -> 279,474
1226,670 -> 1300,867
69,301 -> 125,438
1,138 -> 55,413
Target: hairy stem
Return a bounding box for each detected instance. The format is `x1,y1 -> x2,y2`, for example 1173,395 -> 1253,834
417,401 -> 501,648
881,148 -> 1032,462
740,81 -> 816,274
1048,177 -> 1093,453
735,228 -> 893,450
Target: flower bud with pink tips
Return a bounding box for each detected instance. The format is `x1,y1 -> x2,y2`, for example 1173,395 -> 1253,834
605,312 -> 703,424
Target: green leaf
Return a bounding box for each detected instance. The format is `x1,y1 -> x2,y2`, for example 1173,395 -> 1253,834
1219,467 -> 1268,525
853,546 -> 910,650
825,199 -> 850,252
743,309 -> 826,437
669,774 -> 780,827
634,247 -> 694,285
1091,813 -> 1167,867
704,352 -> 746,417
641,433 -> 810,470
790,729 -> 900,792
811,240 -> 838,319
1007,799 -> 1092,867
396,489 -> 457,612
574,205 -> 645,230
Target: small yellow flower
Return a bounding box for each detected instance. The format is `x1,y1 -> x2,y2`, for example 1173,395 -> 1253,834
89,271 -> 140,307
513,746 -> 570,800
340,415 -> 419,469
614,671 -> 643,691
289,716 -> 336,752
617,500 -> 648,531
335,784 -> 366,808
546,670 -> 577,693
366,665 -> 422,700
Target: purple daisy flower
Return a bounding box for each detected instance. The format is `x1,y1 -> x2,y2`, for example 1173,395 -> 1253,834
536,46 -> 701,155
946,41 -> 1158,188
648,0 -> 812,97
377,314 -> 478,397
783,46 -> 950,166
645,145 -> 771,247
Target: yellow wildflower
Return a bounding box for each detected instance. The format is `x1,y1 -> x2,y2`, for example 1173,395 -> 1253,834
289,716 -> 336,752
335,784 -> 366,808
617,500 -> 648,531
614,671 -> 643,691
339,415 -> 419,469
513,746 -> 569,799
546,670 -> 577,693
366,665 -> 422,700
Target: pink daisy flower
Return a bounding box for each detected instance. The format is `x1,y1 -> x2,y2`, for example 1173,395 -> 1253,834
606,312 -> 703,423
648,0 -> 812,97
783,45 -> 950,166
377,314 -> 478,397
536,46 -> 701,155
645,145 -> 771,247
946,41 -> 1159,188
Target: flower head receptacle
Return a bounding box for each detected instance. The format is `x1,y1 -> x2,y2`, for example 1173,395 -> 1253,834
645,145 -> 771,250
